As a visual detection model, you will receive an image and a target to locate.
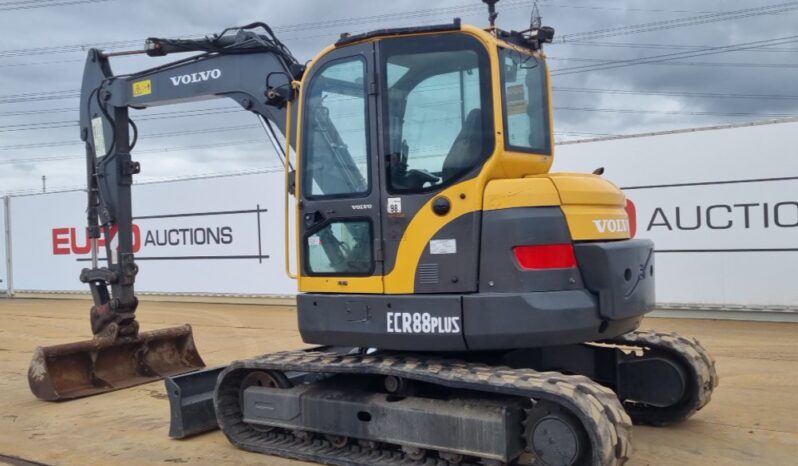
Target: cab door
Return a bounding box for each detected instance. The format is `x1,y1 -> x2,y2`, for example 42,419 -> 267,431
298,43 -> 383,293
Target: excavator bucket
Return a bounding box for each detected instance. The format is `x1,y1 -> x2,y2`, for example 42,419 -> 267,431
28,324 -> 204,401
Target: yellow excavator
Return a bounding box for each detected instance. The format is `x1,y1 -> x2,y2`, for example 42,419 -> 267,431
28,1 -> 717,465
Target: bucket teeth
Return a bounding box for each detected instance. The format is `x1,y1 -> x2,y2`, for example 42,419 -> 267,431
28,324 -> 205,401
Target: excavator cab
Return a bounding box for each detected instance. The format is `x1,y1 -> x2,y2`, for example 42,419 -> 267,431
293,23 -> 654,352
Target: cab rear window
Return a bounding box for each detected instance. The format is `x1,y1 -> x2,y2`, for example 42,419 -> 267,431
500,48 -> 551,154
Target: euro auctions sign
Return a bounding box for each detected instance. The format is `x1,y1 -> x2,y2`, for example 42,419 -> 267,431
629,182 -> 798,251
9,172 -> 297,295
49,206 -> 262,263
52,225 -> 144,255
51,223 -> 235,256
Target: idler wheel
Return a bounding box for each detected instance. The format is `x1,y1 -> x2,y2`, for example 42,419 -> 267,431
524,401 -> 590,466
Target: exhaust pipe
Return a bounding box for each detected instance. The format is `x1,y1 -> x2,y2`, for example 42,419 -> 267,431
28,323 -> 204,401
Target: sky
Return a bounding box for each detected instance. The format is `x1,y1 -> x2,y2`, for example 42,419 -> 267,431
0,0 -> 796,194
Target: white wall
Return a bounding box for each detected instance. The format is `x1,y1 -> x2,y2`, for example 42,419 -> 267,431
9,171 -> 297,295
4,120 -> 797,308
0,197 -> 8,295
555,120 -> 798,306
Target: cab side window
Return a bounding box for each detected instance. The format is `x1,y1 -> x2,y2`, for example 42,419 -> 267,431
382,34 -> 493,193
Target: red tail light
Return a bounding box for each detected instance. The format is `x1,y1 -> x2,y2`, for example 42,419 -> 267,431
513,244 -> 577,270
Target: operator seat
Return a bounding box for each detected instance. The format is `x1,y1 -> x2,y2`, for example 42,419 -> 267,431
441,108 -> 483,182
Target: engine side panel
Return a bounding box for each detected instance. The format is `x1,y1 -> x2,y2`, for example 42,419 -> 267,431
413,211 -> 481,293
478,206 -> 583,293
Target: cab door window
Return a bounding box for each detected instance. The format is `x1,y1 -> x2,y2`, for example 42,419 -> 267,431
302,57 -> 370,198
306,220 -> 373,275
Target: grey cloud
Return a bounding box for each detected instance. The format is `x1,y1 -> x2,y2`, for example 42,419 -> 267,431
0,0 -> 796,193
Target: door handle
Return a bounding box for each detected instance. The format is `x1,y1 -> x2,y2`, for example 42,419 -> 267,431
303,210 -> 325,227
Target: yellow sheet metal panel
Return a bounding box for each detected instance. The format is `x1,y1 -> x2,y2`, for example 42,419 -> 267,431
497,152 -> 553,179
299,276 -> 384,293
483,177 -> 561,211
383,178 -> 484,294
548,173 -> 626,206
561,205 -> 631,240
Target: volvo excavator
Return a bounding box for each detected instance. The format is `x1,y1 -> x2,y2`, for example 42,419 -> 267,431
27,2 -> 717,465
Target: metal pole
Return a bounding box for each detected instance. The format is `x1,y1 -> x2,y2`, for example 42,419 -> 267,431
42,175 -> 46,193
3,195 -> 13,297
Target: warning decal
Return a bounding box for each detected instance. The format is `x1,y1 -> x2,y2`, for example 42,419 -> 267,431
133,79 -> 152,97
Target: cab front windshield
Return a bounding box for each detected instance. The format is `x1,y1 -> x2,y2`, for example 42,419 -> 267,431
500,47 -> 551,154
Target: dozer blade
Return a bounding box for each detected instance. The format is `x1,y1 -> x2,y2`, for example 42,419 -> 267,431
165,366 -> 313,439
28,324 -> 205,401
165,345 -> 353,439
166,365 -> 226,439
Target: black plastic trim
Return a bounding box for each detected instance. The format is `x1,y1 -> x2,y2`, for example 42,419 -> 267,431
574,239 -> 656,321
463,291 -> 643,350
298,293 -> 467,351
335,19 -> 461,46
298,290 -> 648,352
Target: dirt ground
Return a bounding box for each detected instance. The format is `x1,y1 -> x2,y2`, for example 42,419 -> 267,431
1,298 -> 797,466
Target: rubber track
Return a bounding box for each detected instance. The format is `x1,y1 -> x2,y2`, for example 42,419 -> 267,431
603,330 -> 719,425
215,351 -> 633,466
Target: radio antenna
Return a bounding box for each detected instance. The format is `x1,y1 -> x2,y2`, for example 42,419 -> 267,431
530,1 -> 542,29
483,0 -> 499,28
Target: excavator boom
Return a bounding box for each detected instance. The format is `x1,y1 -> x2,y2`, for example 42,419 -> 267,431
28,23 -> 304,401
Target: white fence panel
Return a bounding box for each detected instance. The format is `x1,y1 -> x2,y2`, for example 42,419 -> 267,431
10,171 -> 297,295
0,197 -> 8,295
555,120 -> 798,306
7,120 -> 798,308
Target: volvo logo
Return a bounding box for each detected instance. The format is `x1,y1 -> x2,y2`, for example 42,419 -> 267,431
169,69 -> 222,86
593,218 -> 630,234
